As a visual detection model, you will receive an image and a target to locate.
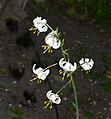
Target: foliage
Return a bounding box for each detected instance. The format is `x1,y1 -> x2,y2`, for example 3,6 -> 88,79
61,0 -> 111,28
7,106 -> 24,118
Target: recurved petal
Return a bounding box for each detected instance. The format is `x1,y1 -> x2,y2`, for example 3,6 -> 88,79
32,64 -> 43,75
50,94 -> 61,104
52,39 -> 61,49
46,90 -> 53,99
59,58 -> 66,68
44,69 -> 50,76
79,58 -> 84,65
85,58 -> 89,63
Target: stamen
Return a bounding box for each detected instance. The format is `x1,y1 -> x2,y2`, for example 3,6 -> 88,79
44,102 -> 50,108
37,31 -> 40,36
59,70 -> 63,74
33,31 -> 36,34
37,79 -> 42,84
44,101 -> 48,104
29,27 -> 33,31
50,105 -> 52,109
67,73 -> 70,77
30,75 -> 37,82
62,72 -> 66,80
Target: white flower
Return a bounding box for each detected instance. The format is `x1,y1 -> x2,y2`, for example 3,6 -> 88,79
59,58 -> 77,72
46,90 -> 61,104
42,31 -> 61,53
30,64 -> 50,83
59,58 -> 77,79
44,90 -> 61,109
79,58 -> 94,71
33,17 -> 48,32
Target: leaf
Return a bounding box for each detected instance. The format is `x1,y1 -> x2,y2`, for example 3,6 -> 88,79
0,80 -> 13,89
56,27 -> 59,33
7,106 -> 24,118
61,39 -> 64,47
103,78 -> 111,93
71,101 -> 77,109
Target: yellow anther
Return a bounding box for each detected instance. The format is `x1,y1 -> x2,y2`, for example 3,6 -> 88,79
29,27 -> 33,31
30,75 -> 37,82
48,49 -> 51,53
37,31 -> 40,36
44,101 -> 48,104
42,45 -> 47,50
44,102 -> 50,108
62,72 -> 66,80
67,73 -> 70,77
50,105 -> 52,109
59,70 -> 63,74
37,79 -> 42,84
33,31 -> 36,34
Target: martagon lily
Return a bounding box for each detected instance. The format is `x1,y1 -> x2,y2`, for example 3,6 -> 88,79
29,16 -> 48,35
30,64 -> 50,83
42,31 -> 61,53
79,58 -> 94,72
44,90 -> 61,109
59,58 -> 77,79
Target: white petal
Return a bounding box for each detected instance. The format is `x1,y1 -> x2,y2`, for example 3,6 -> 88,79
50,94 -> 61,104
63,62 -> 76,72
46,90 -> 53,99
32,64 -> 43,75
59,58 -> 66,68
52,39 -> 61,49
85,58 -> 89,63
44,69 -> 50,76
79,58 -> 84,65
45,36 -> 54,46
37,24 -> 48,32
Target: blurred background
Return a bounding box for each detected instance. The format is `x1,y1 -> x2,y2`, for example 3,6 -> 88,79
0,0 -> 111,119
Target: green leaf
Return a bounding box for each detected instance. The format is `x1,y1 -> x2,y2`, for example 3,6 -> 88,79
7,106 -> 24,118
66,8 -> 75,17
0,80 -> 13,89
71,101 -> 77,109
103,78 -> 111,93
61,39 -> 65,47
56,27 -> 59,33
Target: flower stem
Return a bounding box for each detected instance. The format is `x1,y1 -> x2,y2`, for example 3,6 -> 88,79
56,78 -> 72,95
70,75 -> 79,119
46,23 -> 54,31
60,45 -> 67,61
44,63 -> 58,71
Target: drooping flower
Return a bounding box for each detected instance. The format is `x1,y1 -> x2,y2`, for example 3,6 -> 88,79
30,64 -> 50,83
79,58 -> 94,71
42,31 -> 61,53
29,17 -> 48,35
44,90 -> 61,109
59,58 -> 77,79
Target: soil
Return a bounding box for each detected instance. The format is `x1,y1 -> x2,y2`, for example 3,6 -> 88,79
0,0 -> 111,119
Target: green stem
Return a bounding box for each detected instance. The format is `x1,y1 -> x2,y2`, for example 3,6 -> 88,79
44,63 -> 58,71
60,45 -> 67,61
56,78 -> 72,95
70,75 -> 79,119
46,23 -> 54,31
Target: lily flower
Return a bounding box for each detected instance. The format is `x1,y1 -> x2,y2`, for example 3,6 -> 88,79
42,31 -> 61,53
44,90 -> 61,109
29,17 -> 48,35
30,64 -> 50,83
79,58 -> 94,72
59,58 -> 77,79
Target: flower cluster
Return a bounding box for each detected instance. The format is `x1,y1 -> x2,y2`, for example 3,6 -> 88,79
29,16 -> 94,111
